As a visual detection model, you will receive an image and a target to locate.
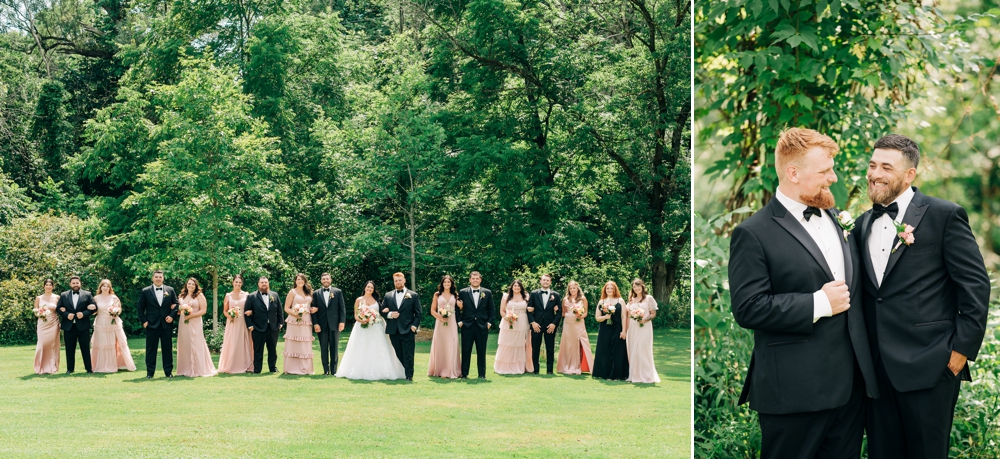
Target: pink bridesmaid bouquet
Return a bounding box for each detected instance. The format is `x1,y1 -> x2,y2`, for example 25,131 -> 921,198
108,304 -> 122,324
179,304 -> 193,323
358,307 -> 378,328
33,306 -> 51,322
504,310 -> 518,329
226,306 -> 240,320
601,302 -> 617,325
439,307 -> 451,326
571,304 -> 586,322
628,305 -> 646,327
292,304 -> 309,323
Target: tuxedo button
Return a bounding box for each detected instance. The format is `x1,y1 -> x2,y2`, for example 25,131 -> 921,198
876,298 -> 883,304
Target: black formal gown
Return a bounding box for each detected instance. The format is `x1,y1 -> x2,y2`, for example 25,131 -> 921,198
592,299 -> 628,380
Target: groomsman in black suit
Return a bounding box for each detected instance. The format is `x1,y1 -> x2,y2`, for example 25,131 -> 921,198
136,270 -> 180,378
855,135 -> 989,459
527,273 -> 561,375
456,271 -> 494,379
312,273 -> 346,375
728,128 -> 879,458
380,272 -> 422,381
244,276 -> 283,373
57,276 -> 97,374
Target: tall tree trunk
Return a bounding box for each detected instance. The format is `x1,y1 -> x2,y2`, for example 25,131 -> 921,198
212,268 -> 219,337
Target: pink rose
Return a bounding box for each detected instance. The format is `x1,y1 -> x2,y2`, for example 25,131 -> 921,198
902,232 -> 915,245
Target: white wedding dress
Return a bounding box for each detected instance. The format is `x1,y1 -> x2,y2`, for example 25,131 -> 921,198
335,300 -> 407,380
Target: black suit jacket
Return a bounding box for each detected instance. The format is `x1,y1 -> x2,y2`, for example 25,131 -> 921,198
855,187 -> 990,392
58,289 -> 96,332
245,290 -> 283,332
526,289 -> 561,328
380,289 -> 422,335
456,287 -> 495,329
312,287 -> 346,332
729,198 -> 879,415
136,285 -> 180,329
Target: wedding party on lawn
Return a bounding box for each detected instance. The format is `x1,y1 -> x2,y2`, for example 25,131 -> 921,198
30,270 -> 663,385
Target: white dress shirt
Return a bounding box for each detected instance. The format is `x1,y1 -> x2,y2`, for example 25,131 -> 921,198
72,291 -> 80,307
261,292 -> 270,308
322,288 -> 331,305
541,290 -> 550,307
395,290 -> 405,308
868,186 -> 915,286
775,188 -> 847,323
472,288 -> 481,307
154,285 -> 164,305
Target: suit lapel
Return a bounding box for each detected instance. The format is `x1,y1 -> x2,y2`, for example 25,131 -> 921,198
859,212 -> 880,289
827,208 -> 854,290
771,200 -> 835,281
882,190 -> 929,282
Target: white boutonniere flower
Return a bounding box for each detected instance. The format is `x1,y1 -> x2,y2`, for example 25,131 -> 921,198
404,292 -> 412,299
837,211 -> 855,242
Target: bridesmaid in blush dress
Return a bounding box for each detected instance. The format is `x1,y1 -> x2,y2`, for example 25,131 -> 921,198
33,279 -> 61,374
90,279 -> 136,372
626,278 -> 659,384
427,275 -> 461,378
556,281 -> 594,375
282,273 -> 316,375
493,280 -> 534,375
218,274 -> 254,374
592,281 -> 629,380
176,277 -> 217,377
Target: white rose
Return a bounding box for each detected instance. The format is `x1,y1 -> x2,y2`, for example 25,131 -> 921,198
838,211 -> 854,226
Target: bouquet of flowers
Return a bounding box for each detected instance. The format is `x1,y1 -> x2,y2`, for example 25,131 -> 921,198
108,303 -> 122,325
438,305 -> 451,326
628,305 -> 646,327
601,302 -> 617,326
33,306 -> 51,322
571,304 -> 586,322
504,310 -> 518,329
292,304 -> 309,323
358,307 -> 378,328
179,304 -> 193,323
226,306 -> 240,320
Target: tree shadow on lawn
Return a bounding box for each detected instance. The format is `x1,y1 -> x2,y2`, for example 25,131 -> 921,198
19,371 -> 110,380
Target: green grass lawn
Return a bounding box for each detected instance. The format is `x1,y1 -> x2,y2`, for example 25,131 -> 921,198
0,328 -> 690,458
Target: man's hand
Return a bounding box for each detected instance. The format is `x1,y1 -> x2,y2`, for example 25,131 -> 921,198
338,323 -> 345,332
456,300 -> 464,310
821,280 -> 850,315
526,307 -> 535,313
457,322 -> 463,328
531,322 -> 541,333
948,350 -> 968,376
310,307 -> 318,314
75,312 -> 84,319
87,304 -> 97,311
390,312 -> 400,319
165,316 -> 173,324
314,325 -> 321,333
244,310 -> 252,316
546,324 -> 556,334
143,322 -> 148,329
487,323 -> 492,330
410,326 -> 417,333
248,326 -> 254,331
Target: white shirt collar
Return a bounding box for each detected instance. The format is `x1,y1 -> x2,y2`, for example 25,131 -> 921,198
885,186 -> 916,222
775,187 -> 815,222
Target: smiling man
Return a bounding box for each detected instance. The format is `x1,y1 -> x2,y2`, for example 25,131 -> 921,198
855,134 -> 989,459
728,128 -> 879,458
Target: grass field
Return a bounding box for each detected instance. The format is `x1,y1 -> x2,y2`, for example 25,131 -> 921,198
0,328 -> 690,458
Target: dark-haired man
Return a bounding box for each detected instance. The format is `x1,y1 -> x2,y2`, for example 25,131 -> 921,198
456,271 -> 494,379
244,276 -> 283,374
58,276 -> 97,373
527,274 -> 561,375
312,273 -> 346,375
136,270 -> 179,378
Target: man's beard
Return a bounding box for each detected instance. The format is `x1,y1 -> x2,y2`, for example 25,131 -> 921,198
801,188 -> 835,209
868,177 -> 907,206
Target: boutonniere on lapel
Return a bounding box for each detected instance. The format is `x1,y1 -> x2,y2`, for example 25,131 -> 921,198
162,291 -> 170,297
892,222 -> 915,253
404,292 -> 412,299
837,211 -> 855,241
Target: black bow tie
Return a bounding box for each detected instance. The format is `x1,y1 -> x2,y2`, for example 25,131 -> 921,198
802,206 -> 821,221
396,290 -> 403,294
72,291 -> 79,295
322,288 -> 329,292
473,289 -> 480,293
872,202 -> 899,221
155,287 -> 162,291
542,290 -> 549,295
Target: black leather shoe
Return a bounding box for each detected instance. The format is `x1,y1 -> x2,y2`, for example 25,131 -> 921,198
165,373 -> 173,378
66,371 -> 74,375
146,374 -> 153,379
478,376 -> 486,379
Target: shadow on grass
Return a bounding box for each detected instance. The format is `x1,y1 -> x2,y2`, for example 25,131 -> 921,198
427,377 -> 493,384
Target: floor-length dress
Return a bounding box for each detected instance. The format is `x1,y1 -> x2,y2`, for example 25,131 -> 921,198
176,295 -> 217,377
33,297 -> 60,374
626,296 -> 660,383
494,295 -> 534,375
592,298 -> 629,380
90,295 -> 136,372
427,295 -> 461,378
556,299 -> 594,375
335,300 -> 406,380
218,291 -> 254,374
283,291 -> 315,375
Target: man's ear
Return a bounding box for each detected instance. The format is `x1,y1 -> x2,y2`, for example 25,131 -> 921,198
905,167 -> 917,185
785,164 -> 799,184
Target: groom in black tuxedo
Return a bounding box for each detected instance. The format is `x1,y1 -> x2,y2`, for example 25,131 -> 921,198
57,276 -> 97,374
136,270 -> 180,378
854,135 -> 989,459
381,272 -> 422,381
312,273 -> 346,375
527,274 -> 561,375
728,128 -> 879,458
244,276 -> 283,373
457,271 -> 494,379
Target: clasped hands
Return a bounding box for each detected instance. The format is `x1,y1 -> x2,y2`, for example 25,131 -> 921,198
530,322 -> 556,334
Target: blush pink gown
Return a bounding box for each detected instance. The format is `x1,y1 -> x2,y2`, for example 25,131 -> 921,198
218,291 -> 254,374
33,296 -> 60,374
626,296 -> 660,383
90,295 -> 136,372
493,295 -> 534,374
176,295 -> 217,377
283,291 -> 315,375
427,295 -> 461,378
557,299 -> 594,375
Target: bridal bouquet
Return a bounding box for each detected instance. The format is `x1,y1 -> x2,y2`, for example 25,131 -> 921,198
439,306 -> 451,326
179,304 -> 193,323
226,306 -> 240,320
33,306 -> 51,322
571,304 -> 586,322
628,305 -> 646,327
358,307 -> 378,328
108,303 -> 122,324
601,302 -> 617,325
504,310 -> 518,329
292,304 -> 309,323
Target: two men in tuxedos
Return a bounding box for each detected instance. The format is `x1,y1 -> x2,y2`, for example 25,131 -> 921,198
312,273 -> 346,375
527,274 -> 561,374
244,276 -> 283,373
381,272 -> 422,381
456,271 -> 494,379
58,276 -> 97,374
136,270 -> 180,378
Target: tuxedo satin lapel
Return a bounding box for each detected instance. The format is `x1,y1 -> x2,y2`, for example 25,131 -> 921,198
859,212 -> 880,289
771,202 -> 835,281
827,208 -> 854,290
882,192 -> 929,282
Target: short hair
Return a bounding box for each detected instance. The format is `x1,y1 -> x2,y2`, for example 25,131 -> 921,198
393,272 -> 405,278
69,275 -> 81,283
321,272 -> 332,278
775,128 -> 839,180
470,271 -> 481,278
873,134 -> 920,169
153,270 -> 164,276
258,276 -> 269,282
540,273 -> 552,281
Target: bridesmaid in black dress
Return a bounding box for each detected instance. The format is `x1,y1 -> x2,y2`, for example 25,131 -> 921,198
592,281 -> 629,380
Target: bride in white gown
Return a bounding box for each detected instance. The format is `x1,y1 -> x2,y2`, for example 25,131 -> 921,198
335,281 -> 407,380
